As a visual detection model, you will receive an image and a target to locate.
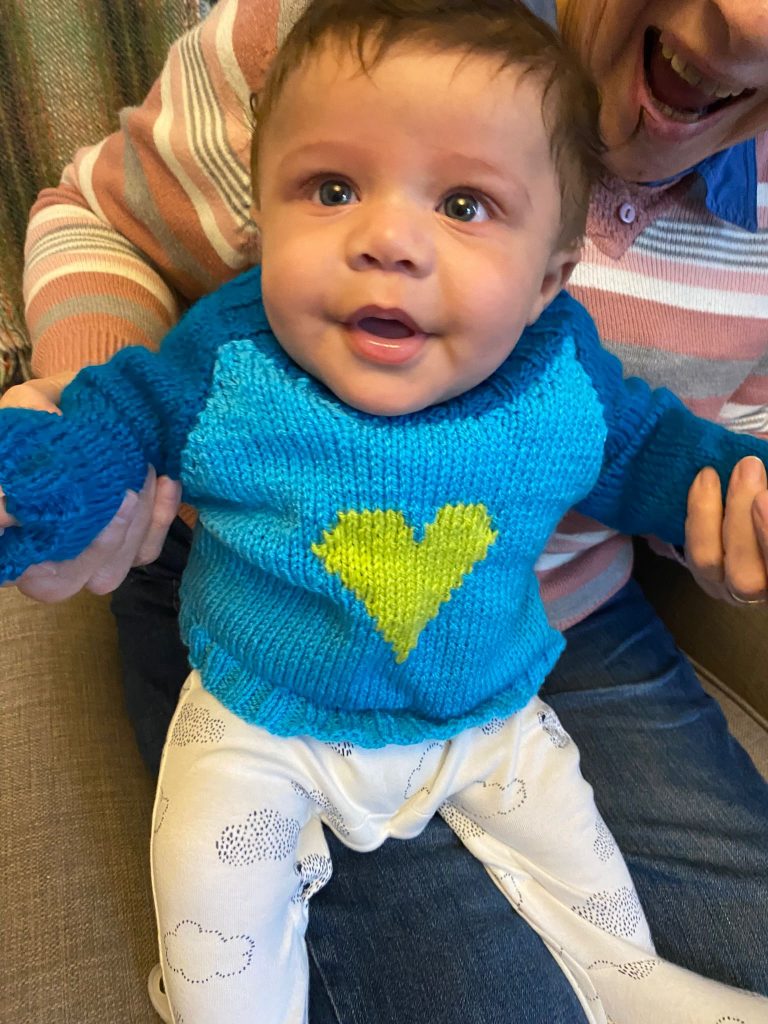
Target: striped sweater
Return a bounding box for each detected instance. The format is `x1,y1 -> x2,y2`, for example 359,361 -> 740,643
23,0 -> 768,629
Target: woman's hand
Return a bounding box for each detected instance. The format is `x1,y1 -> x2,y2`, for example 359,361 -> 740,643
685,456 -> 768,606
0,371 -> 76,413
0,469 -> 182,601
0,373 -> 182,601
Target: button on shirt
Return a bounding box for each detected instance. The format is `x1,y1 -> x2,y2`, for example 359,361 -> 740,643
618,202 -> 636,225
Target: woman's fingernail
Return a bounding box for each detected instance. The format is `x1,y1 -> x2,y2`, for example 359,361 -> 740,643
737,456 -> 767,486
697,466 -> 720,491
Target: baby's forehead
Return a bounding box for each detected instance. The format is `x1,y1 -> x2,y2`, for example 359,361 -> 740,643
270,38 -> 551,127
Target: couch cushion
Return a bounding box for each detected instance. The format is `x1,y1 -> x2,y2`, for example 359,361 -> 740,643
1,588 -> 157,1023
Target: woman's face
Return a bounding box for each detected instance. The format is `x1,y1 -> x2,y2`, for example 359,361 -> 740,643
557,0 -> 768,181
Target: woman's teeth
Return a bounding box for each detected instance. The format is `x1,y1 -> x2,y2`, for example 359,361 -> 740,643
660,43 -> 745,102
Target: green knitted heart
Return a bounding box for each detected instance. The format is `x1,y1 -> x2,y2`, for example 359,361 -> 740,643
312,504 -> 497,662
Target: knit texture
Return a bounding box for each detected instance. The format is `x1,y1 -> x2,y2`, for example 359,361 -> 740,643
2,266 -> 767,745
21,0 -> 768,633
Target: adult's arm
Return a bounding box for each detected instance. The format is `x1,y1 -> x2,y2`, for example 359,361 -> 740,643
23,0 -> 275,378
12,0 -> 282,597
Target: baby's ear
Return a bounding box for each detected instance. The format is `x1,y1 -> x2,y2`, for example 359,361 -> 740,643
526,243 -> 582,325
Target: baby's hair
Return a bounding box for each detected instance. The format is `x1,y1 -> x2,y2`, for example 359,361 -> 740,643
251,0 -> 604,246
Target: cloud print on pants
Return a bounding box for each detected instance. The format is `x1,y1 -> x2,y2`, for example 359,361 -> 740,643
169,703 -> 225,746
164,920 -> 255,982
216,808 -> 300,866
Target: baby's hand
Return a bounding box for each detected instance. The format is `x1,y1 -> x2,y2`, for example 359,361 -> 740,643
685,456 -> 768,606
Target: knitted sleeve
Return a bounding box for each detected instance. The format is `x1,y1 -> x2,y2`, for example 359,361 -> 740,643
0,287 -> 233,582
23,0 -> 278,378
561,294 -> 768,547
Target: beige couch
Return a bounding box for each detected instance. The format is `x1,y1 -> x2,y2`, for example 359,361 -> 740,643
2,546 -> 766,1024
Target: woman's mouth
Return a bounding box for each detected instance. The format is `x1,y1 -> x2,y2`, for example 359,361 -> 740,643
643,28 -> 754,125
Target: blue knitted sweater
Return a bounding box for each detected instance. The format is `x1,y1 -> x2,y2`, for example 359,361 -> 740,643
1,267 -> 766,745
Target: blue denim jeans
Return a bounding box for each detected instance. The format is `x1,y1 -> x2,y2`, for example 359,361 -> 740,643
111,519 -> 768,1021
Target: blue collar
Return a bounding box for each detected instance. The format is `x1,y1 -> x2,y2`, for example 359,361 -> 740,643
642,140 -> 756,231
694,140 -> 757,232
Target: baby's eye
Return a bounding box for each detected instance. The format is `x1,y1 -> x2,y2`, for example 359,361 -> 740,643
441,192 -> 489,223
314,180 -> 357,206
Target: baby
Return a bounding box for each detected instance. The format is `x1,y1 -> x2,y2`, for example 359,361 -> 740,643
1,1 -> 767,1022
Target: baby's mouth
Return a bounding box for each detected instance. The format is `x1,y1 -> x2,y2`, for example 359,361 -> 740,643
643,27 -> 755,124
350,306 -> 424,340
356,316 -> 415,340
345,307 -> 428,366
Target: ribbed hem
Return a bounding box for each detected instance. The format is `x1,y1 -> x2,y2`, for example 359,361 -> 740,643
194,638 -> 565,749
31,326 -> 155,378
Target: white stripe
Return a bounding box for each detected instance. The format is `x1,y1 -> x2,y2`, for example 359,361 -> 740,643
217,0 -> 254,99
542,527 -> 617,552
571,263 -> 768,318
534,528 -> 618,572
758,182 -> 768,207
27,203 -> 107,229
71,141 -> 110,225
535,550 -> 580,571
719,401 -> 768,434
25,261 -> 178,317
26,223 -> 142,271
154,28 -> 241,267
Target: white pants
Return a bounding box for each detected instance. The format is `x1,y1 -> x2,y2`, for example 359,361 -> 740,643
152,671 -> 767,1024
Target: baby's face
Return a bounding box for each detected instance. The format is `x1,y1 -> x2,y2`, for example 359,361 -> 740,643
254,41 -> 575,416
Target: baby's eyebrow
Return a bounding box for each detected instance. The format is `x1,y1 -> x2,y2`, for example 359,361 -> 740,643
441,154 -> 532,208
276,139 -> 367,170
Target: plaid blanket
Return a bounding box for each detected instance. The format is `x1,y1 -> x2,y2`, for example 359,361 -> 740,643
0,0 -> 209,392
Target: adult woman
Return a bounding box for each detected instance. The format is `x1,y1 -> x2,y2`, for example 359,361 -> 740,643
7,0 -> 768,1019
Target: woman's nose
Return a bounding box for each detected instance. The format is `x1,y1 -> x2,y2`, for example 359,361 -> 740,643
346,202 -> 435,276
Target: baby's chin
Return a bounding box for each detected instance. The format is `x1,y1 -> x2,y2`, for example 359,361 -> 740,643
333,383 -> 439,418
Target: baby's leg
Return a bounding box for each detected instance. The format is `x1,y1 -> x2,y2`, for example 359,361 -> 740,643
151,672 -> 330,1024
442,698 -> 768,1024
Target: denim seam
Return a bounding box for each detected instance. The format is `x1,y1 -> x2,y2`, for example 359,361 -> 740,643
307,941 -> 345,1024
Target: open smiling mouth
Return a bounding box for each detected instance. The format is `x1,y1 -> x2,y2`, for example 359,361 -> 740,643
643,27 -> 755,124
345,307 -> 429,366
357,315 -> 416,340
